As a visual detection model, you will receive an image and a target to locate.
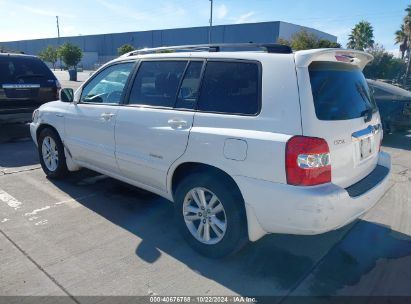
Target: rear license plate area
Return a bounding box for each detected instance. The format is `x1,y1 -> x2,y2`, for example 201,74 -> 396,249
352,125 -> 381,165
359,136 -> 373,160
2,84 -> 40,99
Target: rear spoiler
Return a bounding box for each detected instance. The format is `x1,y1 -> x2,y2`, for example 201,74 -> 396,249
294,48 -> 374,70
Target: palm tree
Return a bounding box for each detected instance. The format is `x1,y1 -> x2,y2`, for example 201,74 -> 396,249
395,24 -> 407,59
347,21 -> 374,51
400,5 -> 411,84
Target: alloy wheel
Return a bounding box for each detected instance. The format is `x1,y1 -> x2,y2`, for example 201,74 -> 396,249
183,187 -> 227,245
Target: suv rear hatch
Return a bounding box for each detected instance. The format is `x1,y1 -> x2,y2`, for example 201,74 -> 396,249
0,55 -> 59,117
295,49 -> 382,188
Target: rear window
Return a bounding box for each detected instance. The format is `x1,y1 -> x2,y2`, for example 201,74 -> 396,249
309,62 -> 377,121
0,56 -> 55,84
197,61 -> 260,115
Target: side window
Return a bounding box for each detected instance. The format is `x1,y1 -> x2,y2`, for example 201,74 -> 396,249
197,61 -> 260,115
175,61 -> 204,109
128,61 -> 187,107
80,62 -> 134,104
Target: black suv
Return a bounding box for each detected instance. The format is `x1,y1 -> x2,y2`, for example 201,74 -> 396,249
367,79 -> 411,133
0,53 -> 60,124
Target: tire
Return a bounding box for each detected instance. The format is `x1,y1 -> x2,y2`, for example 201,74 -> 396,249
38,128 -> 68,179
174,172 -> 248,258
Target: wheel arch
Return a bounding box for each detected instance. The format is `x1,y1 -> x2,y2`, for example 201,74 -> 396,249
36,123 -> 60,142
36,123 -> 80,172
36,123 -> 69,178
169,161 -> 266,242
170,162 -> 240,199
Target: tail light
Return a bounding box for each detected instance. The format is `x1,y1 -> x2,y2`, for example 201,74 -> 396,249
286,136 -> 331,186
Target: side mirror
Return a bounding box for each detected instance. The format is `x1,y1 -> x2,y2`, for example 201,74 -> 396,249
59,88 -> 74,103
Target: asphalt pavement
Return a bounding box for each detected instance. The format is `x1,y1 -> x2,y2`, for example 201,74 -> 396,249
0,126 -> 411,302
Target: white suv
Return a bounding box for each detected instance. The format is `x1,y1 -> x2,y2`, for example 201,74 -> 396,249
30,44 -> 391,257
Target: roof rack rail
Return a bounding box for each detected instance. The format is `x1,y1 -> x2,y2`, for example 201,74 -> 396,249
122,43 -> 292,57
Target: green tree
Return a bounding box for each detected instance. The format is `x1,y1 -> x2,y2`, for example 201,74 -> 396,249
347,21 -> 374,50
395,24 -> 408,59
57,43 -> 83,69
118,44 -> 135,56
276,31 -> 341,50
317,39 -> 341,48
276,38 -> 290,47
399,5 -> 411,84
156,49 -> 175,53
38,45 -> 58,70
363,44 -> 405,80
289,31 -> 318,50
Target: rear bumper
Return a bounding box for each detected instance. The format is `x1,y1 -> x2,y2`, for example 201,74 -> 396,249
235,151 -> 391,241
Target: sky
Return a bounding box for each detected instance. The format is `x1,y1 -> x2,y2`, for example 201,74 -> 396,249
0,0 -> 409,55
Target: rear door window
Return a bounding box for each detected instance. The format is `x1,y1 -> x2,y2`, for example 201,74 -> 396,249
0,56 -> 55,84
175,61 -> 203,110
309,62 -> 377,120
197,61 -> 260,115
128,61 -> 187,108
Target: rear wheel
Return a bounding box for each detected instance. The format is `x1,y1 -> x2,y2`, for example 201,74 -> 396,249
38,128 -> 68,179
174,172 -> 248,258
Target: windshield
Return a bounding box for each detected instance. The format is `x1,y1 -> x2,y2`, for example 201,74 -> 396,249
309,61 -> 377,121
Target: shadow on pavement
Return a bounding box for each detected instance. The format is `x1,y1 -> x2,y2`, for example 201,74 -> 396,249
48,170 -> 411,297
0,123 -> 31,143
0,124 -> 38,169
290,220 -> 411,296
382,130 -> 411,151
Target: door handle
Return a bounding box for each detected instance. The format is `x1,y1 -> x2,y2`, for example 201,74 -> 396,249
101,113 -> 116,120
168,119 -> 188,129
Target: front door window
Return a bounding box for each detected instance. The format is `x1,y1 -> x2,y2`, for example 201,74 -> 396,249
80,62 -> 135,104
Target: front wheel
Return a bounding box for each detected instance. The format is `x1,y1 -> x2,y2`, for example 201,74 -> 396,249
174,172 -> 248,258
38,128 -> 68,179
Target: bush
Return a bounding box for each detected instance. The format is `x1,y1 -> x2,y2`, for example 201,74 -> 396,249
363,45 -> 406,81
118,44 -> 135,56
277,31 -> 341,50
58,43 -> 82,69
156,49 -> 175,53
38,46 -> 58,70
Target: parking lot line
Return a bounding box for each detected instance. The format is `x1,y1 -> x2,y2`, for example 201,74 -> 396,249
0,189 -> 23,210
